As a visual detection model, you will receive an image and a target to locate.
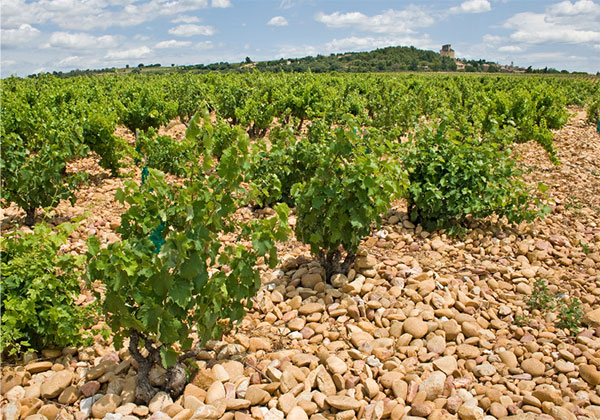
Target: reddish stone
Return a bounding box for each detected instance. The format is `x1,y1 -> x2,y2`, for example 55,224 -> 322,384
80,381 -> 101,397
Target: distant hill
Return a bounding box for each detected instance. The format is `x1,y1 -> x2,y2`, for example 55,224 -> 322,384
199,45 -> 459,73
49,45 -> 560,78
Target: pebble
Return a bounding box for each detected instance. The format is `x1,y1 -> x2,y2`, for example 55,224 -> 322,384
248,337 -> 272,352
403,317 -> 428,339
325,396 -> 361,411
410,401 -> 433,417
23,415 -> 46,420
583,308 -> 600,327
433,356 -> 457,375
3,402 -> 22,420
92,394 -> 122,419
149,392 -> 173,414
4,386 -> 25,402
498,351 -> 518,368
457,344 -> 480,359
325,356 -> 347,375
427,335 -> 446,354
245,386 -> 271,405
419,372 -> 446,401
554,359 -> 575,373
287,406 -> 308,420
522,358 -> 546,376
473,363 -> 496,377
549,406 -> 577,420
25,362 -> 53,374
205,382 -> 225,405
80,380 -> 101,397
458,405 -> 484,420
58,385 -> 80,404
4,116 -> 600,420
580,364 -> 600,386
40,370 -> 73,398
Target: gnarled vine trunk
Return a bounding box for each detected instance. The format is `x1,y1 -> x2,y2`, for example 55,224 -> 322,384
319,249 -> 356,281
128,330 -> 188,404
128,330 -> 159,404
24,208 -> 36,227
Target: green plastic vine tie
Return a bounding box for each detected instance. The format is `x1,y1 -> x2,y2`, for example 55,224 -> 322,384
134,145 -> 141,166
134,129 -> 141,165
140,165 -> 164,253
149,221 -> 166,254
141,166 -> 149,185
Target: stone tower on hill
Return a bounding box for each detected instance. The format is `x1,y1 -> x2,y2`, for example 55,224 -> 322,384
440,44 -> 455,58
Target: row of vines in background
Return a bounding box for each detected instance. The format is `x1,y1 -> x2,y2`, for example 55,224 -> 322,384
2,72 -> 598,226
1,71 -> 599,401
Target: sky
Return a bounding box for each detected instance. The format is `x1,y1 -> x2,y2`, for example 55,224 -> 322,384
1,0 -> 599,76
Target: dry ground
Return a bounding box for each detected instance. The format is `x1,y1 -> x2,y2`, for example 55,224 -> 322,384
1,110 -> 600,420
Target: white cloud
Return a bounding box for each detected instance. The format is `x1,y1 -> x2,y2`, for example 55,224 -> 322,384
1,59 -> 17,67
196,40 -> 214,49
521,51 -> 568,61
155,39 -> 193,49
172,16 -> 201,23
211,0 -> 231,7
279,0 -> 293,9
168,24 -> 215,37
315,7 -> 434,34
1,0 -> 212,31
276,44 -> 319,58
1,23 -> 40,48
498,45 -> 524,52
505,9 -> 600,44
268,16 -> 288,26
45,32 -> 118,50
450,0 -> 491,14
277,34 -> 434,59
324,35 -> 434,52
3,0 -> 599,76
483,34 -> 505,44
58,55 -> 83,66
549,0 -> 600,16
105,46 -> 152,60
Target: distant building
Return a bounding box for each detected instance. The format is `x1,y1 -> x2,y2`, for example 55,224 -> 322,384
498,63 -> 526,73
454,60 -> 466,71
440,44 -> 455,58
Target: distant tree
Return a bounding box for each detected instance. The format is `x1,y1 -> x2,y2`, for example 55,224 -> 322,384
126,64 -> 129,69
245,56 -> 252,63
138,63 -> 144,68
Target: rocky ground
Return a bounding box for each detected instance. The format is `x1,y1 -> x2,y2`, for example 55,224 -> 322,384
1,111 -> 600,420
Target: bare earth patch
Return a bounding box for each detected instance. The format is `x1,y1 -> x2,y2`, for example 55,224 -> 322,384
2,112 -> 600,420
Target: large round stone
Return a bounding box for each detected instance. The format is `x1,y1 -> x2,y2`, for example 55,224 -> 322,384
403,317 -> 428,339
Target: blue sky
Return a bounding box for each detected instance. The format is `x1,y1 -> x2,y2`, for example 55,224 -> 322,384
1,0 -> 599,76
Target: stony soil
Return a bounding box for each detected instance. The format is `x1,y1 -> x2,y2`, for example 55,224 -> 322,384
1,111 -> 600,420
